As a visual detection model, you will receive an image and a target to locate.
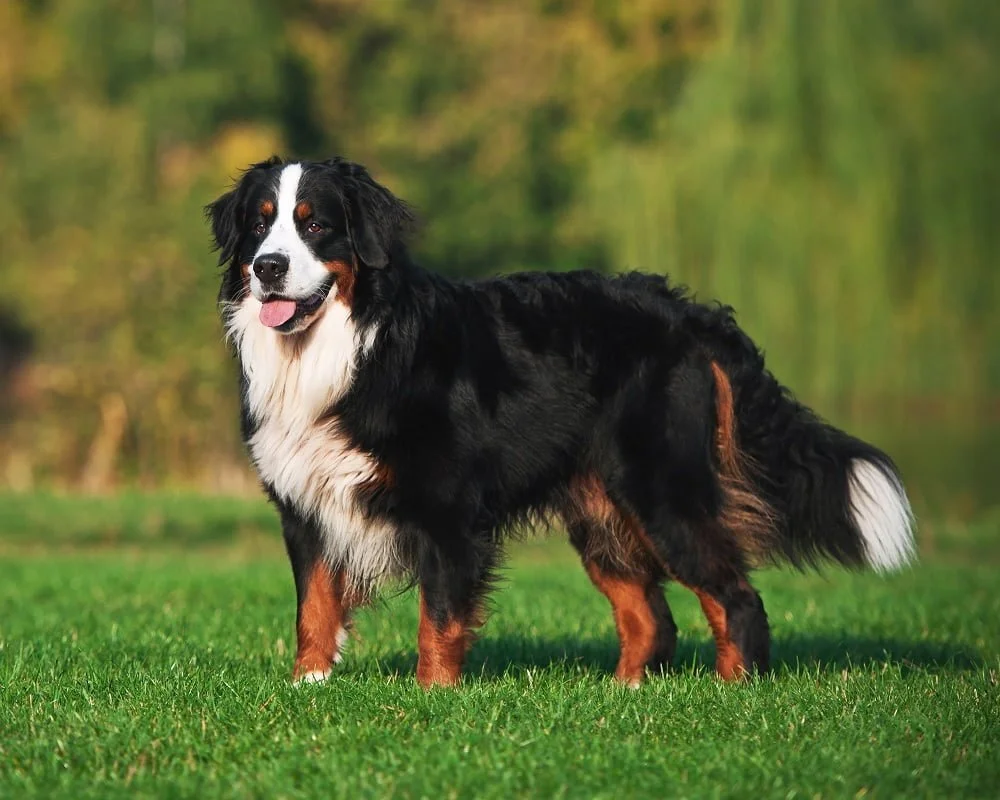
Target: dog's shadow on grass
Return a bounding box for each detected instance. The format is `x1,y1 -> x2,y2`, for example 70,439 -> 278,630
371,633 -> 983,680
765,634 -> 983,674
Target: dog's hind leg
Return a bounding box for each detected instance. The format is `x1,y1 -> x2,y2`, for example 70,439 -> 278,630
579,555 -> 677,686
564,477 -> 678,686
687,572 -> 769,680
622,506 -> 770,680
630,480 -> 772,679
606,359 -> 771,680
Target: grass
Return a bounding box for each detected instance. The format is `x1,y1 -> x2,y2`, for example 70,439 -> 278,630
0,494 -> 998,798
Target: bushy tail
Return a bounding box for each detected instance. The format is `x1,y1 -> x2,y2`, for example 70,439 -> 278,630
699,313 -> 916,572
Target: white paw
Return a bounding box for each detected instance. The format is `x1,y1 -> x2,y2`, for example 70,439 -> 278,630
293,669 -> 331,686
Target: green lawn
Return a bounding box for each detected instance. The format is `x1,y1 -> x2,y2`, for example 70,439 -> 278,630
1,494 -> 997,798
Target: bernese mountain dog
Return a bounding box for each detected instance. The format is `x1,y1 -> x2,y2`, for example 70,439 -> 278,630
207,156 -> 915,688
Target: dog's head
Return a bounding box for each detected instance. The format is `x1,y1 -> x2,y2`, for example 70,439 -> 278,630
207,156 -> 413,334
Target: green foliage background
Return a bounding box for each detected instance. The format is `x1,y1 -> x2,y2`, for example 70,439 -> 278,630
0,0 -> 996,511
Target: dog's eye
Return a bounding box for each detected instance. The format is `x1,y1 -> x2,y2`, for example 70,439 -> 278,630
306,221 -> 323,235
253,221 -> 266,235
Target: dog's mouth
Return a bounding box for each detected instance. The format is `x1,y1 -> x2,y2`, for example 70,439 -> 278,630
258,277 -> 334,332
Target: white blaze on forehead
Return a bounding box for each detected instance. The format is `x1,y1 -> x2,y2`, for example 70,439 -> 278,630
275,162 -> 304,230
250,162 -> 331,301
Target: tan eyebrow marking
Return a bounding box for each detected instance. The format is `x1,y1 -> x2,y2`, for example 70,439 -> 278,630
295,201 -> 312,221
259,200 -> 275,216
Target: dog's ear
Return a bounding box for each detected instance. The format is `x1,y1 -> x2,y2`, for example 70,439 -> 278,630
205,156 -> 282,266
205,188 -> 244,266
327,158 -> 414,269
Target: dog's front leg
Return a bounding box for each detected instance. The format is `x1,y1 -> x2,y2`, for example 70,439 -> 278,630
279,503 -> 354,684
415,589 -> 473,688
415,542 -> 493,689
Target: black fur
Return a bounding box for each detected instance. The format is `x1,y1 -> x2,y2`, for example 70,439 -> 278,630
209,156 -> 913,683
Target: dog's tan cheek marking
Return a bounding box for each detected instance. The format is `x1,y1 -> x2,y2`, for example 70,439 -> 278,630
293,562 -> 349,679
325,259 -> 356,308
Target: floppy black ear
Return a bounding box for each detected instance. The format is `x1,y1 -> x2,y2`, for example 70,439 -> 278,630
328,159 -> 414,269
205,156 -> 283,266
205,188 -> 244,267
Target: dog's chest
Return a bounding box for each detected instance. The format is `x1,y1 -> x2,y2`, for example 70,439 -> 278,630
232,302 -> 398,583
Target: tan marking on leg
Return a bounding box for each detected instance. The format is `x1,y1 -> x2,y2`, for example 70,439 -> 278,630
585,564 -> 660,687
563,458 -> 758,682
564,474 -> 678,682
416,592 -> 471,689
629,521 -> 748,680
568,473 -> 617,524
564,474 -> 649,571
692,589 -> 745,681
293,563 -> 350,679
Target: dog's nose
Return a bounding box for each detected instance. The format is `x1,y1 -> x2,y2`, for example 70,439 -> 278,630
253,253 -> 290,286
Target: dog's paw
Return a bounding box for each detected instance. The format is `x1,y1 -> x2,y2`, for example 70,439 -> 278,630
293,669 -> 332,686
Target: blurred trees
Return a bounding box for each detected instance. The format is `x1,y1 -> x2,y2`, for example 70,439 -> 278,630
0,0 -> 996,500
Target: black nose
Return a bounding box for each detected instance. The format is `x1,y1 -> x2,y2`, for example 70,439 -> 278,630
253,253 -> 289,286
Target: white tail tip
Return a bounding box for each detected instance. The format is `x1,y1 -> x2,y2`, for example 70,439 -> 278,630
848,459 -> 916,572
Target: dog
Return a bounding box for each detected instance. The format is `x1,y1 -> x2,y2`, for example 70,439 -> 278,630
207,156 -> 915,688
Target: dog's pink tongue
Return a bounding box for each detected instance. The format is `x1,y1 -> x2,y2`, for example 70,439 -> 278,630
259,300 -> 297,328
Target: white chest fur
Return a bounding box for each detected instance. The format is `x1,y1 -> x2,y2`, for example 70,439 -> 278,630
226,298 -> 398,586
